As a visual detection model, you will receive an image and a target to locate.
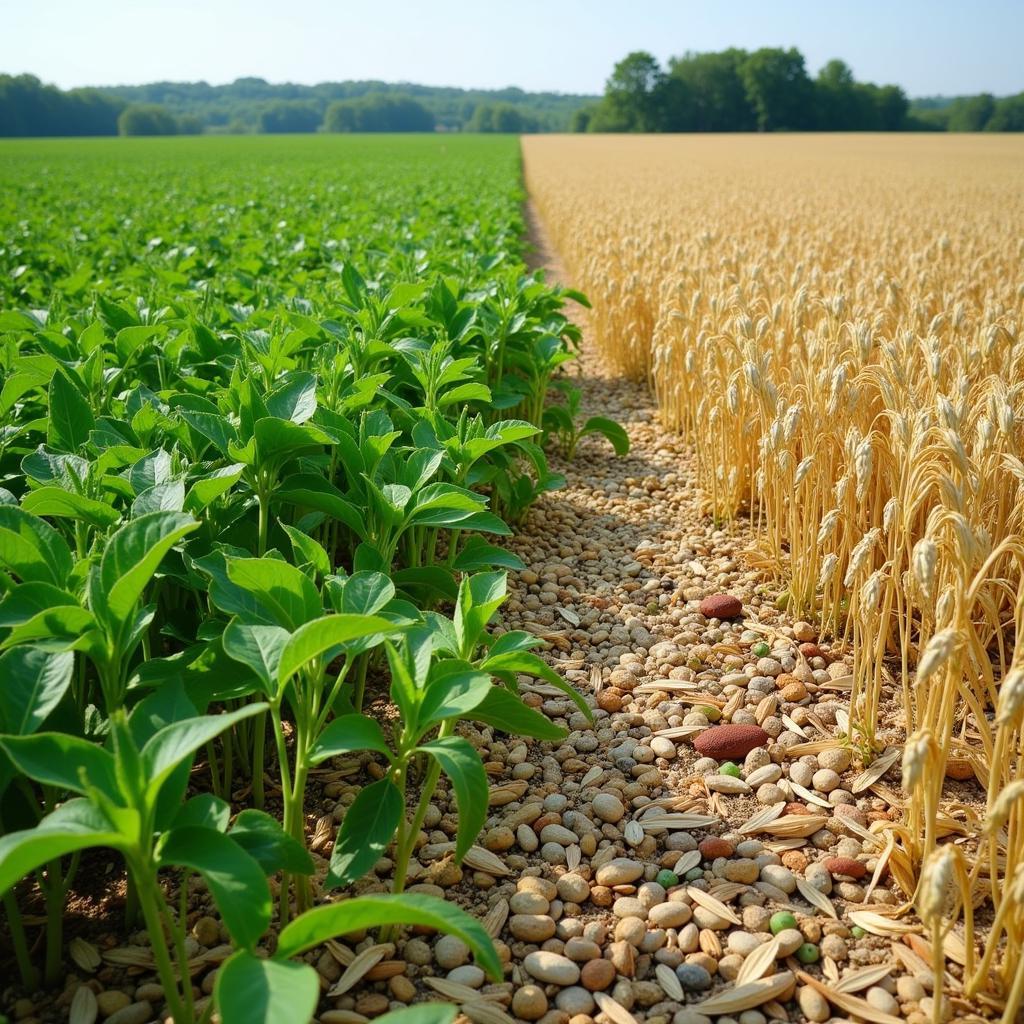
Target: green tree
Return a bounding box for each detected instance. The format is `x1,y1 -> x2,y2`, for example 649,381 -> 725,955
602,51 -> 666,131
986,93 -> 1024,131
323,94 -> 434,132
946,93 -> 996,131
258,100 -> 321,134
118,104 -> 179,136
469,104 -> 537,133
740,48 -> 815,131
667,50 -> 755,131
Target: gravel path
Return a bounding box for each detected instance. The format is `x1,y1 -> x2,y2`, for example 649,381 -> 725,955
418,202 -> 933,1024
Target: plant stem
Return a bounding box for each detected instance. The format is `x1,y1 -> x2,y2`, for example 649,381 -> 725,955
2,890 -> 40,990
133,867 -> 189,1024
251,711 -> 266,810
42,864 -> 64,986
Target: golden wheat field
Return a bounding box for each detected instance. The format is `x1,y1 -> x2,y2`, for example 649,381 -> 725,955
524,133 -> 1024,1020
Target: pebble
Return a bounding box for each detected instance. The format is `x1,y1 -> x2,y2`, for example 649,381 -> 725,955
592,793 -> 625,823
512,985 -> 549,1021
867,987 -> 900,1014
595,858 -> 644,886
435,934 -> 470,969
104,1004 -> 152,1024
675,963 -> 712,991
510,914 -> 557,941
96,992 -> 132,1017
693,724 -> 768,760
523,951 -> 580,986
448,965 -> 485,988
580,958 -> 616,991
557,873 -> 591,904
699,594 -> 743,618
798,985 -> 830,1022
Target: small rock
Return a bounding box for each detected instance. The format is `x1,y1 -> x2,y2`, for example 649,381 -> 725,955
798,985 -> 830,1022
595,858 -> 644,886
693,725 -> 768,761
699,594 -> 743,619
824,856 -> 867,879
96,992 -> 132,1018
592,793 -> 625,823
698,837 -> 734,859
512,985 -> 549,1021
524,951 -> 580,986
580,957 -> 617,991
105,1004 -> 152,1024
675,963 -> 712,991
435,934 -> 470,969
510,915 -> 557,942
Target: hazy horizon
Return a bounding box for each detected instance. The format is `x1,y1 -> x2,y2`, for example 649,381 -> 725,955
3,0 -> 1022,98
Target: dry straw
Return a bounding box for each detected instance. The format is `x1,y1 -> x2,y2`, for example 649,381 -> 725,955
523,133 -> 1024,1022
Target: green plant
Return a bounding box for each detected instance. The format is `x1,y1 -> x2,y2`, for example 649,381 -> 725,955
543,381 -> 630,460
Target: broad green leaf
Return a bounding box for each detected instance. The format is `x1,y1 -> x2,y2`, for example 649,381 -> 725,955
0,647 -> 75,736
0,733 -> 118,800
224,557 -> 323,630
157,826 -> 270,949
275,892 -> 500,980
282,524 -> 330,579
326,778 -> 402,889
275,474 -> 365,538
185,463 -> 245,513
417,735 -> 487,860
0,799 -> 123,897
481,651 -> 592,719
581,416 -> 630,455
140,703 -> 268,802
467,685 -> 568,741
0,582 -> 78,627
216,950 -> 318,1024
308,714 -> 393,764
266,372 -> 318,424
229,809 -> 314,876
277,614 -> 397,684
131,480 -> 186,517
48,370 -> 95,452
0,506 -> 74,585
418,662 -> 492,727
173,793 -> 231,831
451,537 -> 524,572
92,512 -> 199,630
21,487 -> 121,530
1,605 -> 97,649
222,620 -> 290,696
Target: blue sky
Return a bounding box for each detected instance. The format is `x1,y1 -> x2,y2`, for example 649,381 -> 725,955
3,0 -> 1021,96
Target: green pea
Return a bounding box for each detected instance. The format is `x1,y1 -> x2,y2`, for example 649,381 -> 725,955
656,869 -> 679,889
769,911 -> 798,934
719,761 -> 741,778
851,926 -> 866,939
752,641 -> 770,658
797,943 -> 820,964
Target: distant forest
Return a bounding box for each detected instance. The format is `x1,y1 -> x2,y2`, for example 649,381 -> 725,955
576,49 -> 1024,132
0,75 -> 593,136
0,50 -> 1021,137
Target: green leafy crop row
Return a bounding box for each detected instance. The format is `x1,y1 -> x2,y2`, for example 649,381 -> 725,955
0,137 -> 626,1023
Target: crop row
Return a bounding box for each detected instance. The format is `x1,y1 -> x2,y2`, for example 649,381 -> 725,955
0,137 -> 624,1023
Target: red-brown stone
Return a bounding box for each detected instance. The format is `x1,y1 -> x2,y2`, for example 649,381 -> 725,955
824,856 -> 867,879
698,594 -> 744,619
692,724 -> 768,760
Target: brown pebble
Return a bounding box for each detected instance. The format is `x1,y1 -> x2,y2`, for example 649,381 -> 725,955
824,856 -> 867,879
355,993 -> 390,1017
783,802 -> 812,815
699,594 -> 743,619
698,837 -> 735,860
693,724 -> 768,760
580,957 -> 617,991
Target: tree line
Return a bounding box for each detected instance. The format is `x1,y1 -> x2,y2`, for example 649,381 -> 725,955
0,74 -> 581,136
574,49 -> 1023,132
